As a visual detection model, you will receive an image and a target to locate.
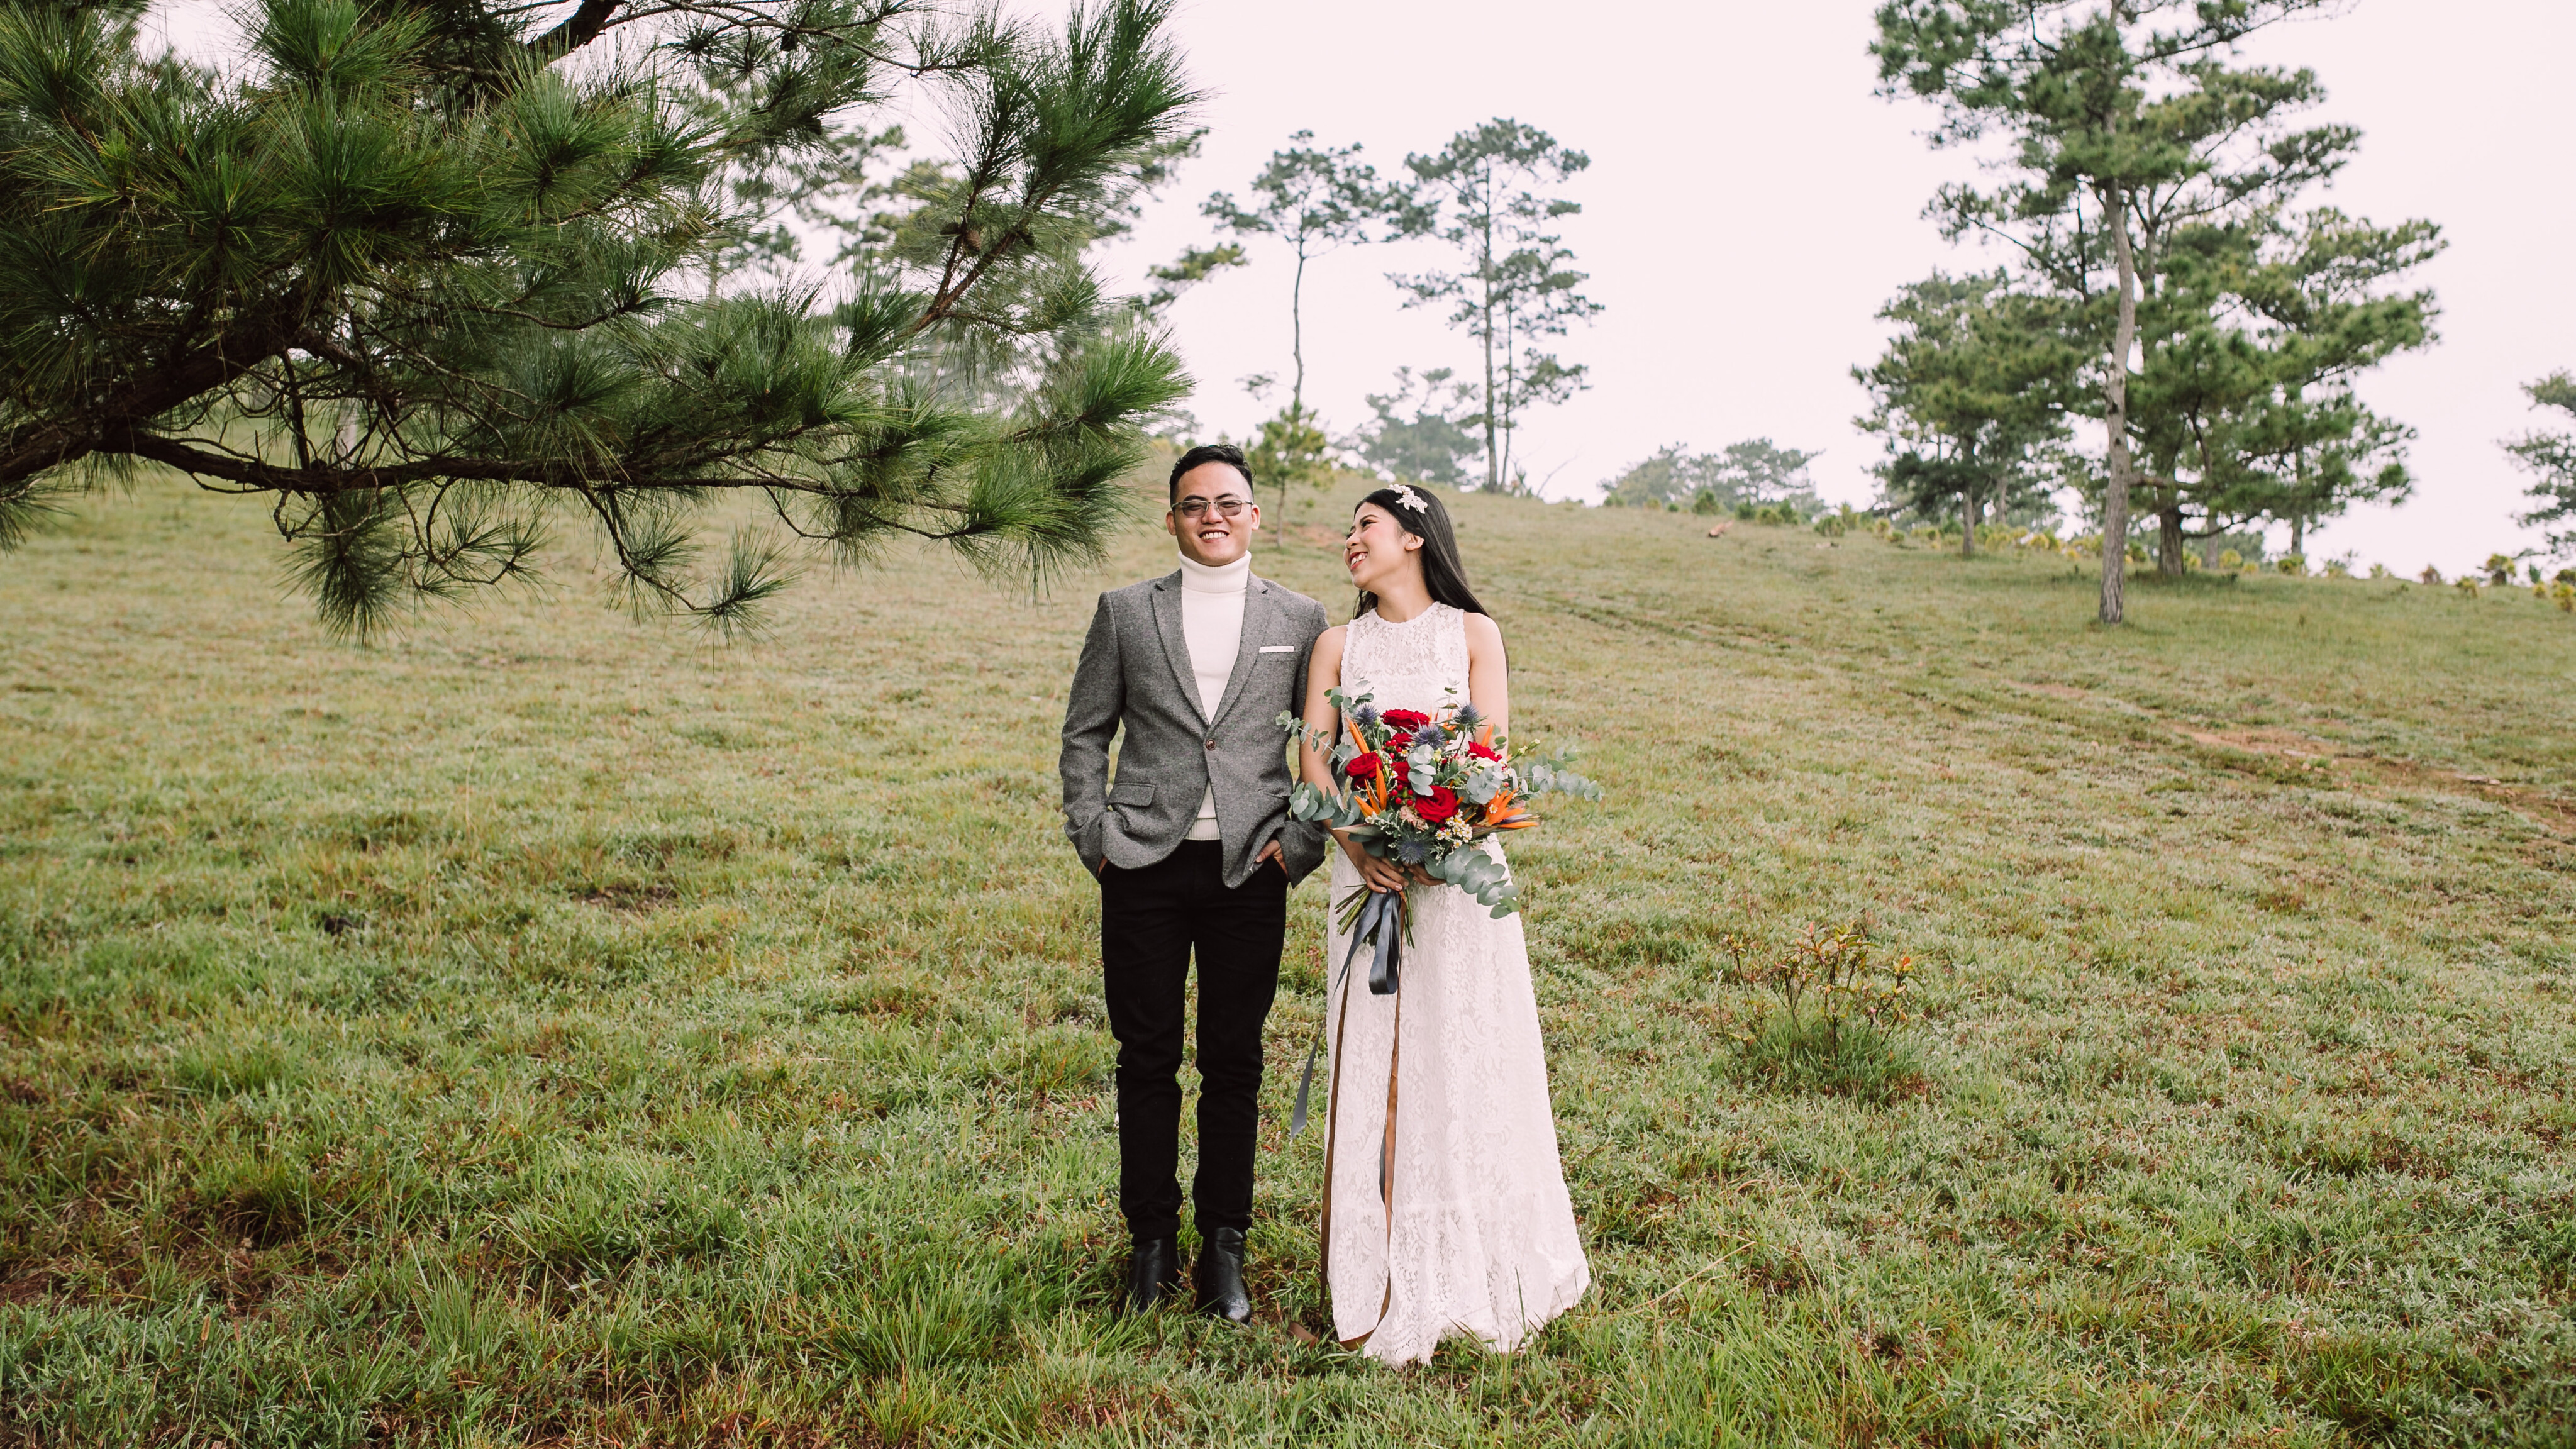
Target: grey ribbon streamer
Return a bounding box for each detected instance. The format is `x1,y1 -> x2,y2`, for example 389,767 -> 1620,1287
1358,889 -> 1404,997
1287,886 -> 1406,1140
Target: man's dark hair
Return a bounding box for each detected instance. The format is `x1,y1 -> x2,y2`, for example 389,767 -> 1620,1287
1169,442 -> 1255,504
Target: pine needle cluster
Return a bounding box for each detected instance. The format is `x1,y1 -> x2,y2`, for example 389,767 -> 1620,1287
0,0 -> 1199,634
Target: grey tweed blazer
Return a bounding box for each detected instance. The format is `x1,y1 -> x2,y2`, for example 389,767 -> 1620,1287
1059,569 -> 1331,888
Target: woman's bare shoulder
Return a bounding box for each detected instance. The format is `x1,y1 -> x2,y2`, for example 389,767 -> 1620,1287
1460,611 -> 1505,647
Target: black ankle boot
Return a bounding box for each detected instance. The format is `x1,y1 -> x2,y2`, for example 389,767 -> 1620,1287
1194,1226 -> 1251,1323
1124,1236 -> 1180,1313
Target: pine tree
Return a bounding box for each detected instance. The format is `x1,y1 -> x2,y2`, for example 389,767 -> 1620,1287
2128,207 -> 2435,572
0,0 -> 1201,635
1390,119 -> 1599,493
1875,0 -> 2348,622
2509,373 -> 2576,556
1356,367 -> 1481,487
1204,133 -> 1413,419
1857,271 -> 2075,555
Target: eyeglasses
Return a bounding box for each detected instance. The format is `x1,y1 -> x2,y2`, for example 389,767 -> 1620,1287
1174,496 -> 1251,520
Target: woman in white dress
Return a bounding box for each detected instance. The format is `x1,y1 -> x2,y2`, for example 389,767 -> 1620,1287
1294,484 -> 1589,1365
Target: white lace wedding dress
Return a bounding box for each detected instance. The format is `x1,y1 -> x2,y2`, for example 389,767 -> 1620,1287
1320,602 -> 1590,1365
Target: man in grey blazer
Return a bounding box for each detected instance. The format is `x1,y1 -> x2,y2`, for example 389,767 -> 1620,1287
1059,443 -> 1330,1321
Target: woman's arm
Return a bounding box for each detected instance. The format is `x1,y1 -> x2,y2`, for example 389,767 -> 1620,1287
1299,626 -> 1411,894
1463,612 -> 1511,745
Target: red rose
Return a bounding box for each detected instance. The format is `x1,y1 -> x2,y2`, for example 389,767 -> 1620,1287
1343,752 -> 1381,780
1385,757 -> 1409,789
1468,741 -> 1501,762
1416,786 -> 1460,824
1385,731 -> 1415,753
1381,709 -> 1431,730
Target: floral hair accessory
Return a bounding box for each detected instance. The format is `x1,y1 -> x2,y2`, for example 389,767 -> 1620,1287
1391,483 -> 1429,513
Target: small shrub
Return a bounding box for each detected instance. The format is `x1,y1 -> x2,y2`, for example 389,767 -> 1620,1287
2323,555 -> 2352,578
1719,921 -> 1922,1101
1734,501 -> 1757,521
2217,548 -> 2245,570
2419,564 -> 2444,585
2275,553 -> 2306,575
2484,553 -> 2519,586
1691,488 -> 1721,516
2368,562 -> 2390,579
2553,581 -> 2575,613
2454,575 -> 2482,597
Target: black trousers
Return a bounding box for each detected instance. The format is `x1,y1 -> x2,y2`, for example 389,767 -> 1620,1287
1100,839 -> 1285,1243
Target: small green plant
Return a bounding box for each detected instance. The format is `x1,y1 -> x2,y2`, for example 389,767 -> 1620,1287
1719,921 -> 1922,1100
1725,921 -> 1914,1030
2217,548 -> 2245,570
2454,574 -> 2482,597
2368,562 -> 2390,579
2553,581 -> 2575,613
2275,553 -> 2306,575
2419,564 -> 2445,585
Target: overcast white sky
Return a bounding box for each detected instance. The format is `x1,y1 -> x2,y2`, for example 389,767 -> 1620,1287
151,1 -> 2575,570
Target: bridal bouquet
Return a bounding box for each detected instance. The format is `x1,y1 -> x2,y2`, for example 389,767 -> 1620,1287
1277,688 -> 1600,995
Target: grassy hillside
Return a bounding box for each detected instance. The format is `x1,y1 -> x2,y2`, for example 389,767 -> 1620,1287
3,472 -> 2571,1446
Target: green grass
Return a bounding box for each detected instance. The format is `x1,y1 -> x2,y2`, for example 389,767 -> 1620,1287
3,472 -> 2572,1445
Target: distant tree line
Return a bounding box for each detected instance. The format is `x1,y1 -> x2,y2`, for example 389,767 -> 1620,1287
1599,441 -> 1824,515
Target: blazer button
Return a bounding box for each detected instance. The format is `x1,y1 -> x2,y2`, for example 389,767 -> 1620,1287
1204,740 -> 1218,752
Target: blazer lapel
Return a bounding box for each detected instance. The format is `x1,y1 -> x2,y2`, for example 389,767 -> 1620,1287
1206,577 -> 1274,733
1147,573 -> 1208,727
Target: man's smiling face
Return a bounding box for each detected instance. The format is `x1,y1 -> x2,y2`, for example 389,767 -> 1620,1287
1168,461 -> 1259,567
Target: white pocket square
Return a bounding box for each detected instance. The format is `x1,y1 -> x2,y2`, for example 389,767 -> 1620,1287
1258,645 -> 1296,653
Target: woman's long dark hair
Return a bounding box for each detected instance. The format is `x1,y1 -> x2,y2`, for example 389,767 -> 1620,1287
1353,486 -> 1489,619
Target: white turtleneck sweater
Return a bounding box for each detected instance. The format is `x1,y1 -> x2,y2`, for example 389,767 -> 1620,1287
1176,550 -> 1250,840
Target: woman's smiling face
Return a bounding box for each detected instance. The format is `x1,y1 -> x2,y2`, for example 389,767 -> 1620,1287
1345,502 -> 1421,592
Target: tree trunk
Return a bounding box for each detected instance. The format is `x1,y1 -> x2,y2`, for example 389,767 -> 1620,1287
1289,247 -> 1307,417
1478,174 -> 1499,494
2099,182 -> 2138,625
2157,502 -> 2185,577
2289,445 -> 2306,559
1960,486 -> 1977,557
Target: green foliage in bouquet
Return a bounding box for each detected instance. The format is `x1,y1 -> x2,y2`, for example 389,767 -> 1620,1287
1278,686 -> 1599,921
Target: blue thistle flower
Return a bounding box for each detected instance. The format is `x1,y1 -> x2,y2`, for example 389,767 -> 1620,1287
1394,836 -> 1431,865
1354,704 -> 1380,727
1414,723 -> 1448,750
1455,703 -> 1483,728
